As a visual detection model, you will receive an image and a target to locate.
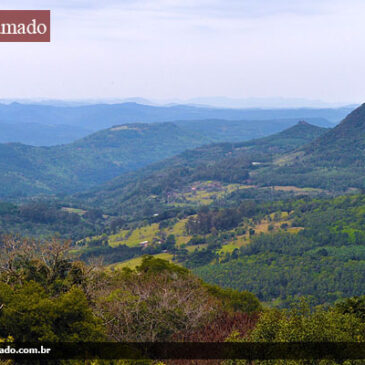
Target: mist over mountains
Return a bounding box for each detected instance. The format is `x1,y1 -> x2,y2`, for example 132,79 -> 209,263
0,101 -> 351,145
0,97 -> 356,109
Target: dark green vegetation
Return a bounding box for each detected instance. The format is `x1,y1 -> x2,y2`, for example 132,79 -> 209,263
78,121 -> 328,219
0,238 -> 364,364
0,201 -> 106,240
0,240 -> 260,343
194,195 -> 365,306
228,299 -> 365,365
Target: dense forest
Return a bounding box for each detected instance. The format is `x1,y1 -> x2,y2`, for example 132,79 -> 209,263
0,201 -> 106,240
191,195 -> 365,305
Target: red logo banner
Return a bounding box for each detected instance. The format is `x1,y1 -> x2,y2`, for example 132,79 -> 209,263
0,10 -> 50,42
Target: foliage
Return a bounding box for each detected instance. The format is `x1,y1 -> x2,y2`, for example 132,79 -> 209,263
0,236 -> 105,341
225,299 -> 365,365
87,256 -> 260,341
0,282 -> 103,342
0,201 -> 106,240
204,284 -> 262,313
334,295 -> 365,321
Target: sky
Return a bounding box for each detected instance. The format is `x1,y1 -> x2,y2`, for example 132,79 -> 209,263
0,0 -> 364,105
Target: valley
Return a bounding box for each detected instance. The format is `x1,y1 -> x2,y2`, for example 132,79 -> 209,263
1,102 -> 365,352
0,117 -> 330,198
3,0 -> 365,358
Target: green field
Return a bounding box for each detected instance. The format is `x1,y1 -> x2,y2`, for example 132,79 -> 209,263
170,182 -> 257,206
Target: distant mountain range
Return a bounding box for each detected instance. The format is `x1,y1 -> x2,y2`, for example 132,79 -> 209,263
184,97 -> 357,109
0,102 -> 350,145
1,102 -> 364,202
1,97 -> 357,109
0,121 -> 92,146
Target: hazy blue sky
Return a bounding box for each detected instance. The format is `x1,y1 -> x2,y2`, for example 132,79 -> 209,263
1,0 -> 364,104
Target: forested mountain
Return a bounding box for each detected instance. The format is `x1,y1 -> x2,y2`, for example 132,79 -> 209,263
1,104 -> 365,325
0,123 -> 207,198
236,120 -> 328,153
303,102 -> 365,165
77,121 -> 328,217
252,103 -> 365,190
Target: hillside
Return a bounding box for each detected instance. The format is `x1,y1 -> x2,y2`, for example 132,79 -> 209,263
0,123 -> 206,198
0,119 -> 331,198
237,120 -> 328,153
75,193 -> 365,307
303,102 -> 365,166
192,194 -> 365,306
252,103 -> 365,190
77,121 -> 328,217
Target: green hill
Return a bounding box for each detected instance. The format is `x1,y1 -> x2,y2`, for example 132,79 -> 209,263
0,123 -> 207,198
78,121 -> 328,217
237,120 -> 328,153
303,103 -> 365,166
252,103 -> 365,190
